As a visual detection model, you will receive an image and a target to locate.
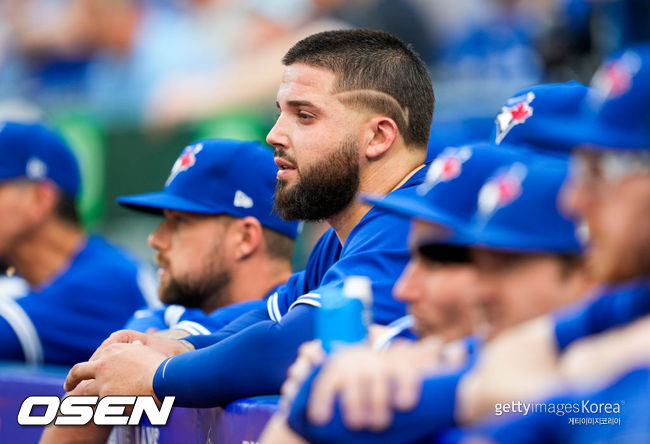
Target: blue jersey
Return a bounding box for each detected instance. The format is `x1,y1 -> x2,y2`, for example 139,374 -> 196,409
553,278 -> 650,350
266,180 -> 424,325
152,167 -> 428,407
0,236 -> 159,365
440,366 -> 650,444
124,288 -> 279,335
286,280 -> 649,444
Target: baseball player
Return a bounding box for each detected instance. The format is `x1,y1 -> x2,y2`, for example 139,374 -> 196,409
442,41 -> 650,444
0,121 -> 158,365
63,29 -> 436,408
41,138 -> 299,444
119,138 -> 299,336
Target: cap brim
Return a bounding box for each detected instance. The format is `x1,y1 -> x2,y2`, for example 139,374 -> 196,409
526,114 -> 650,152
360,192 -> 462,229
117,191 -> 224,215
427,222 -> 582,255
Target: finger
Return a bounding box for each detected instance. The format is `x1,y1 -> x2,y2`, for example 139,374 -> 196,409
367,365 -> 392,431
287,355 -> 316,386
307,361 -> 343,426
299,340 -> 325,366
340,367 -> 371,430
392,363 -> 422,411
79,379 -> 100,397
64,361 -> 97,392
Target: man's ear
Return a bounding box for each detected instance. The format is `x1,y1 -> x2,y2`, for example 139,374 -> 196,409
28,181 -> 60,223
363,116 -> 398,160
233,216 -> 263,260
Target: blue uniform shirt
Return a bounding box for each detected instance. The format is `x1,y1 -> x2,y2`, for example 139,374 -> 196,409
553,278 -> 650,350
0,236 -> 159,365
265,168 -> 434,325
125,287 -> 280,335
440,365 -> 650,444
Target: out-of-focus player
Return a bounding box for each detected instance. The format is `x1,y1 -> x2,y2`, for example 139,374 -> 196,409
120,138 -> 298,337
0,121 -> 159,366
41,138 -> 299,444
443,41 -> 650,444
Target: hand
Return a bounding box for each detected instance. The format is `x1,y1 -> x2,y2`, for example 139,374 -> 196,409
91,329 -> 193,361
64,341 -> 167,397
559,315 -> 650,389
280,340 -> 326,410
307,339 -> 443,431
456,317 -> 560,423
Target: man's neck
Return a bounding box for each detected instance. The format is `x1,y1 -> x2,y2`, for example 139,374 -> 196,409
205,259 -> 293,314
329,149 -> 426,245
11,220 -> 85,287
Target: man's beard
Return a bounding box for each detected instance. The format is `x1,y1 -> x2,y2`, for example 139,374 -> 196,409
274,136 -> 360,222
159,268 -> 231,313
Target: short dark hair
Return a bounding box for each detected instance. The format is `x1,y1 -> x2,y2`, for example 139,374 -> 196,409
55,192 -> 81,226
283,29 -> 434,148
262,227 -> 295,262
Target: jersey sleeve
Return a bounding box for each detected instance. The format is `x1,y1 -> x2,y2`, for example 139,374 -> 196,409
153,304 -> 316,407
124,307 -> 169,332
183,308 -> 272,349
287,364 -> 463,444
553,279 -> 650,350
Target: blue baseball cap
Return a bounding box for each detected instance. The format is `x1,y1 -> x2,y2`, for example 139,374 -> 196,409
446,155 -> 582,254
571,43 -> 650,151
117,139 -> 299,239
491,81 -> 591,153
0,121 -> 81,197
361,142 -> 532,233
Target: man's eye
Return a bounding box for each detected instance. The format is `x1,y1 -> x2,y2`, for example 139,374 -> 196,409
298,111 -> 314,120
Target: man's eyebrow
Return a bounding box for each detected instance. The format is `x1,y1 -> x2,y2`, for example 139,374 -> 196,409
277,99 -> 320,109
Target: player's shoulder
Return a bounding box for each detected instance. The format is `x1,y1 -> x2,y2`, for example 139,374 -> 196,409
46,235 -> 149,296
348,164 -> 429,242
81,235 -> 142,269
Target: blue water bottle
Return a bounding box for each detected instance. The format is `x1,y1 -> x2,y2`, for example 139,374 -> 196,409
317,276 -> 373,354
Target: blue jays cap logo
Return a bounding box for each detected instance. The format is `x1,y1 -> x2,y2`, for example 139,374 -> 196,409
495,92 -> 535,144
477,162 -> 527,219
418,146 -> 472,195
165,143 -> 203,186
591,50 -> 641,100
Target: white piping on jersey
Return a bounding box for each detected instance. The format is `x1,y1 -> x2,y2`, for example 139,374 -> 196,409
0,276 -> 29,299
0,297 -> 44,363
174,320 -> 211,336
137,266 -> 163,308
266,296 -> 276,321
161,357 -> 173,379
164,305 -> 186,327
288,293 -> 322,311
372,314 -> 415,351
266,292 -> 282,322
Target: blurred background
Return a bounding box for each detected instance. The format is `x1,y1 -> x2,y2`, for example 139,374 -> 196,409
0,0 -> 648,270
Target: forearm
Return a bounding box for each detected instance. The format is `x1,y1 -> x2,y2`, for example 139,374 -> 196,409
183,308 -> 271,350
153,306 -> 316,407
554,280 -> 650,350
287,367 -> 462,444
